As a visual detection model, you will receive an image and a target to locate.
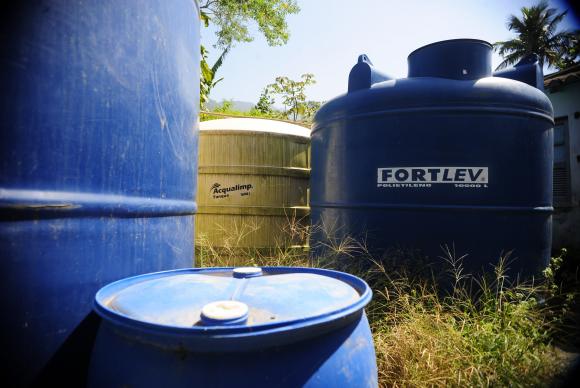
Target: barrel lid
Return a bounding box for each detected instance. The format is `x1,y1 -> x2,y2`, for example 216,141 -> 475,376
199,118 -> 310,138
94,267 -> 370,333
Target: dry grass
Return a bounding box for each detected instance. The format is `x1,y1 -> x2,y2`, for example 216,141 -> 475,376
195,220 -> 573,387
370,265 -> 566,387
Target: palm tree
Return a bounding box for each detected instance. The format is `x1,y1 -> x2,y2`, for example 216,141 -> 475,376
494,1 -> 577,70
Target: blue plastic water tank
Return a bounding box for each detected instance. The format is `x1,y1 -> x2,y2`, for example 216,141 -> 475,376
311,39 -> 553,279
0,1 -> 199,385
88,267 -> 377,387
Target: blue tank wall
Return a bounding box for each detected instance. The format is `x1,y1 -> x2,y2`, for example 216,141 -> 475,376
0,1 -> 199,385
89,312 -> 376,388
311,39 -> 553,280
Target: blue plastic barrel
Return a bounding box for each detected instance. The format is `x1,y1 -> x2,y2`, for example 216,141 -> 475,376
311,39 -> 553,279
88,267 -> 377,387
0,1 -> 199,385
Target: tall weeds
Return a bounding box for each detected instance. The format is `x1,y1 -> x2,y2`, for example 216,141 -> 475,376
196,220 -> 574,387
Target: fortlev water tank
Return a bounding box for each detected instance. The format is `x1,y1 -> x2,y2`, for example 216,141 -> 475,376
0,1 -> 199,385
310,39 -> 553,278
197,118 -> 310,250
88,267 -> 377,387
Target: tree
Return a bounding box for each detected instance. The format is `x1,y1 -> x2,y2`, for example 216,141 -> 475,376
269,74 -> 316,121
494,1 -> 579,70
214,100 -> 234,112
555,31 -> 580,69
254,86 -> 275,115
200,45 -> 230,109
198,1 -> 300,107
303,100 -> 323,122
199,0 -> 300,49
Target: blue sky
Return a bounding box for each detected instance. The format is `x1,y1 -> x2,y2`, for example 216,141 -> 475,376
203,0 -> 580,105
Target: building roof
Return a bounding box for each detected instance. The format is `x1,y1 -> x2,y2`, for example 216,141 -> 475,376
199,118 -> 310,138
544,63 -> 580,91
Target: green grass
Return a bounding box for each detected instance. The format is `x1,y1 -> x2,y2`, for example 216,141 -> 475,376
370,260 -> 566,387
195,224 -> 576,387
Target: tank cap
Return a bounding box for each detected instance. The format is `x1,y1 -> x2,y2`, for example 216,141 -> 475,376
233,267 -> 263,278
200,300 -> 249,325
407,39 -> 492,80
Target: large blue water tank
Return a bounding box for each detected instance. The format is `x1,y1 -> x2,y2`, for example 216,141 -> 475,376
311,39 -> 553,279
0,1 -> 199,385
88,267 -> 377,387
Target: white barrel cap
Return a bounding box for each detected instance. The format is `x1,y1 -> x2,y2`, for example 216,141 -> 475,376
200,300 -> 249,324
233,267 -> 263,278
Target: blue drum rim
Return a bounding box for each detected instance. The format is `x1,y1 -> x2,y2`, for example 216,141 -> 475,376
93,266 -> 372,339
0,189 -> 196,218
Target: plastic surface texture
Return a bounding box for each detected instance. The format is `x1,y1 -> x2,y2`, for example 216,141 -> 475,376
0,1 -> 199,385
95,267 -> 363,328
88,267 -> 377,387
311,39 -> 554,279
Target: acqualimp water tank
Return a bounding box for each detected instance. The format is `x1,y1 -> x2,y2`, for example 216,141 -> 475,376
310,39 -> 553,279
196,118 -> 310,251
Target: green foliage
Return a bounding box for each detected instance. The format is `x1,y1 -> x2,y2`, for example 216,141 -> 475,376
494,1 -> 578,70
545,248 -> 580,293
200,45 -> 229,109
268,73 -> 316,121
543,248 -> 580,347
213,99 -> 234,112
254,86 -> 275,115
252,83 -> 322,123
198,1 -> 300,108
302,100 -> 322,122
199,0 -> 300,49
200,99 -> 282,121
555,31 -> 580,70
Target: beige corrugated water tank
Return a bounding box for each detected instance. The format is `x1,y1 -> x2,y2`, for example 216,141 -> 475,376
196,118 -> 310,250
